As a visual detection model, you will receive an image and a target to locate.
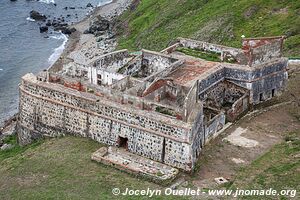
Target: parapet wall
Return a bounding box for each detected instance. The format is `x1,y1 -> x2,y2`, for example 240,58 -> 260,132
91,49 -> 131,72
178,38 -> 248,64
18,73 -> 196,171
242,36 -> 284,67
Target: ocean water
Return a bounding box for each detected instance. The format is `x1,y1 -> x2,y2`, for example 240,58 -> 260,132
0,0 -> 111,126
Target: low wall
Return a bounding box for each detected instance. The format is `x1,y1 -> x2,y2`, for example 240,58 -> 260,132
178,38 -> 248,64
226,94 -> 249,122
91,49 -> 130,71
204,112 -> 225,142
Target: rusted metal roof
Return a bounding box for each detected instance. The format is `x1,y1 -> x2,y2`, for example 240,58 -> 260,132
167,59 -> 219,87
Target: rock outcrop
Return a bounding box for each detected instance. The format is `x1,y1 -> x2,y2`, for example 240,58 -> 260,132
84,16 -> 110,35
30,10 -> 47,21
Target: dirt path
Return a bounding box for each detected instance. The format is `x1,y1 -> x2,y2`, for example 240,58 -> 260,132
190,67 -> 300,189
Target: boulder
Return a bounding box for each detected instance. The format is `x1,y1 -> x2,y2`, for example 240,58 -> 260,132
46,20 -> 52,26
86,3 -> 93,8
87,17 -> 110,35
0,143 -> 14,151
1,123 -> 16,136
30,10 -> 47,21
83,29 -> 90,34
58,27 -> 76,35
39,26 -> 48,33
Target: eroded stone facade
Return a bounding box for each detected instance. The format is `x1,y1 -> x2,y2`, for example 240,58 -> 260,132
18,36 -> 288,171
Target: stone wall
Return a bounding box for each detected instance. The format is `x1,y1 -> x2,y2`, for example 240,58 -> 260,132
142,50 -> 178,75
225,59 -> 288,103
242,36 -> 284,67
226,94 -> 249,122
197,58 -> 288,104
110,76 -> 142,92
199,80 -> 248,108
18,73 -> 196,171
183,82 -> 199,122
178,38 -> 248,65
91,49 -> 131,72
204,112 -> 225,142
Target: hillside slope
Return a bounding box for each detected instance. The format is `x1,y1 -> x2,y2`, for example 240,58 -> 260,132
116,0 -> 300,57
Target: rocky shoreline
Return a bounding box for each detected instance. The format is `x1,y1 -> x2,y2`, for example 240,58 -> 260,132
0,114 -> 17,150
0,0 -> 133,147
51,0 -> 133,71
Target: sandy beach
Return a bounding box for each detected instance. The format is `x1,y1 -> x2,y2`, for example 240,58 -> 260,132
51,0 -> 132,72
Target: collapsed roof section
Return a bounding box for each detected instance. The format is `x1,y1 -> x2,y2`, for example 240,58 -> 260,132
43,36 -> 287,123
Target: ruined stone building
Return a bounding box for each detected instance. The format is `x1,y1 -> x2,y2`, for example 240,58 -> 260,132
17,36 -> 288,172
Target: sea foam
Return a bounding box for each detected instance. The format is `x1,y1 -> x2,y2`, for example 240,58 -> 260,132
48,32 -> 68,66
26,17 -> 35,22
38,0 -> 55,4
98,0 -> 113,7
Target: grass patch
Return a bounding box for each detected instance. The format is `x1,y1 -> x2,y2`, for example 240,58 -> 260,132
176,47 -> 221,62
116,0 -> 300,57
229,131 -> 300,199
0,135 -> 43,163
155,106 -> 176,117
0,136 -> 183,200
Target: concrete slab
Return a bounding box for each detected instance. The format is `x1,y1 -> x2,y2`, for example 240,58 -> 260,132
223,127 -> 259,148
231,158 -> 246,164
91,147 -> 179,184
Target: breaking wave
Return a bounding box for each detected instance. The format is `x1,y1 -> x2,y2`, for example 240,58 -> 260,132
38,0 -> 55,4
26,17 -> 35,22
48,32 -> 68,66
98,0 -> 112,7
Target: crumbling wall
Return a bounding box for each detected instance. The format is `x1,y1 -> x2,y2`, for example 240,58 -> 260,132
144,60 -> 184,82
18,74 -> 194,171
226,94 -> 249,122
123,55 -> 142,75
110,76 -> 142,92
198,67 -> 225,96
200,80 -> 248,108
92,49 -> 131,72
142,50 -> 178,74
178,38 -> 248,64
242,36 -> 284,67
128,50 -> 179,78
196,57 -> 287,105
61,62 -> 89,79
224,58 -> 288,104
183,82 -> 198,122
204,112 -> 225,142
189,107 -> 204,165
164,139 -> 193,171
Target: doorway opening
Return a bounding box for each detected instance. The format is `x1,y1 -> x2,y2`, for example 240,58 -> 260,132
118,136 -> 128,150
272,89 -> 275,97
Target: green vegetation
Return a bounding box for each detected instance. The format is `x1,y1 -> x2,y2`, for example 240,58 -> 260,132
176,47 -> 221,62
87,88 -> 94,93
229,131 -> 300,199
155,106 -> 176,117
117,0 -> 300,57
0,136 -> 180,200
0,135 -> 43,162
